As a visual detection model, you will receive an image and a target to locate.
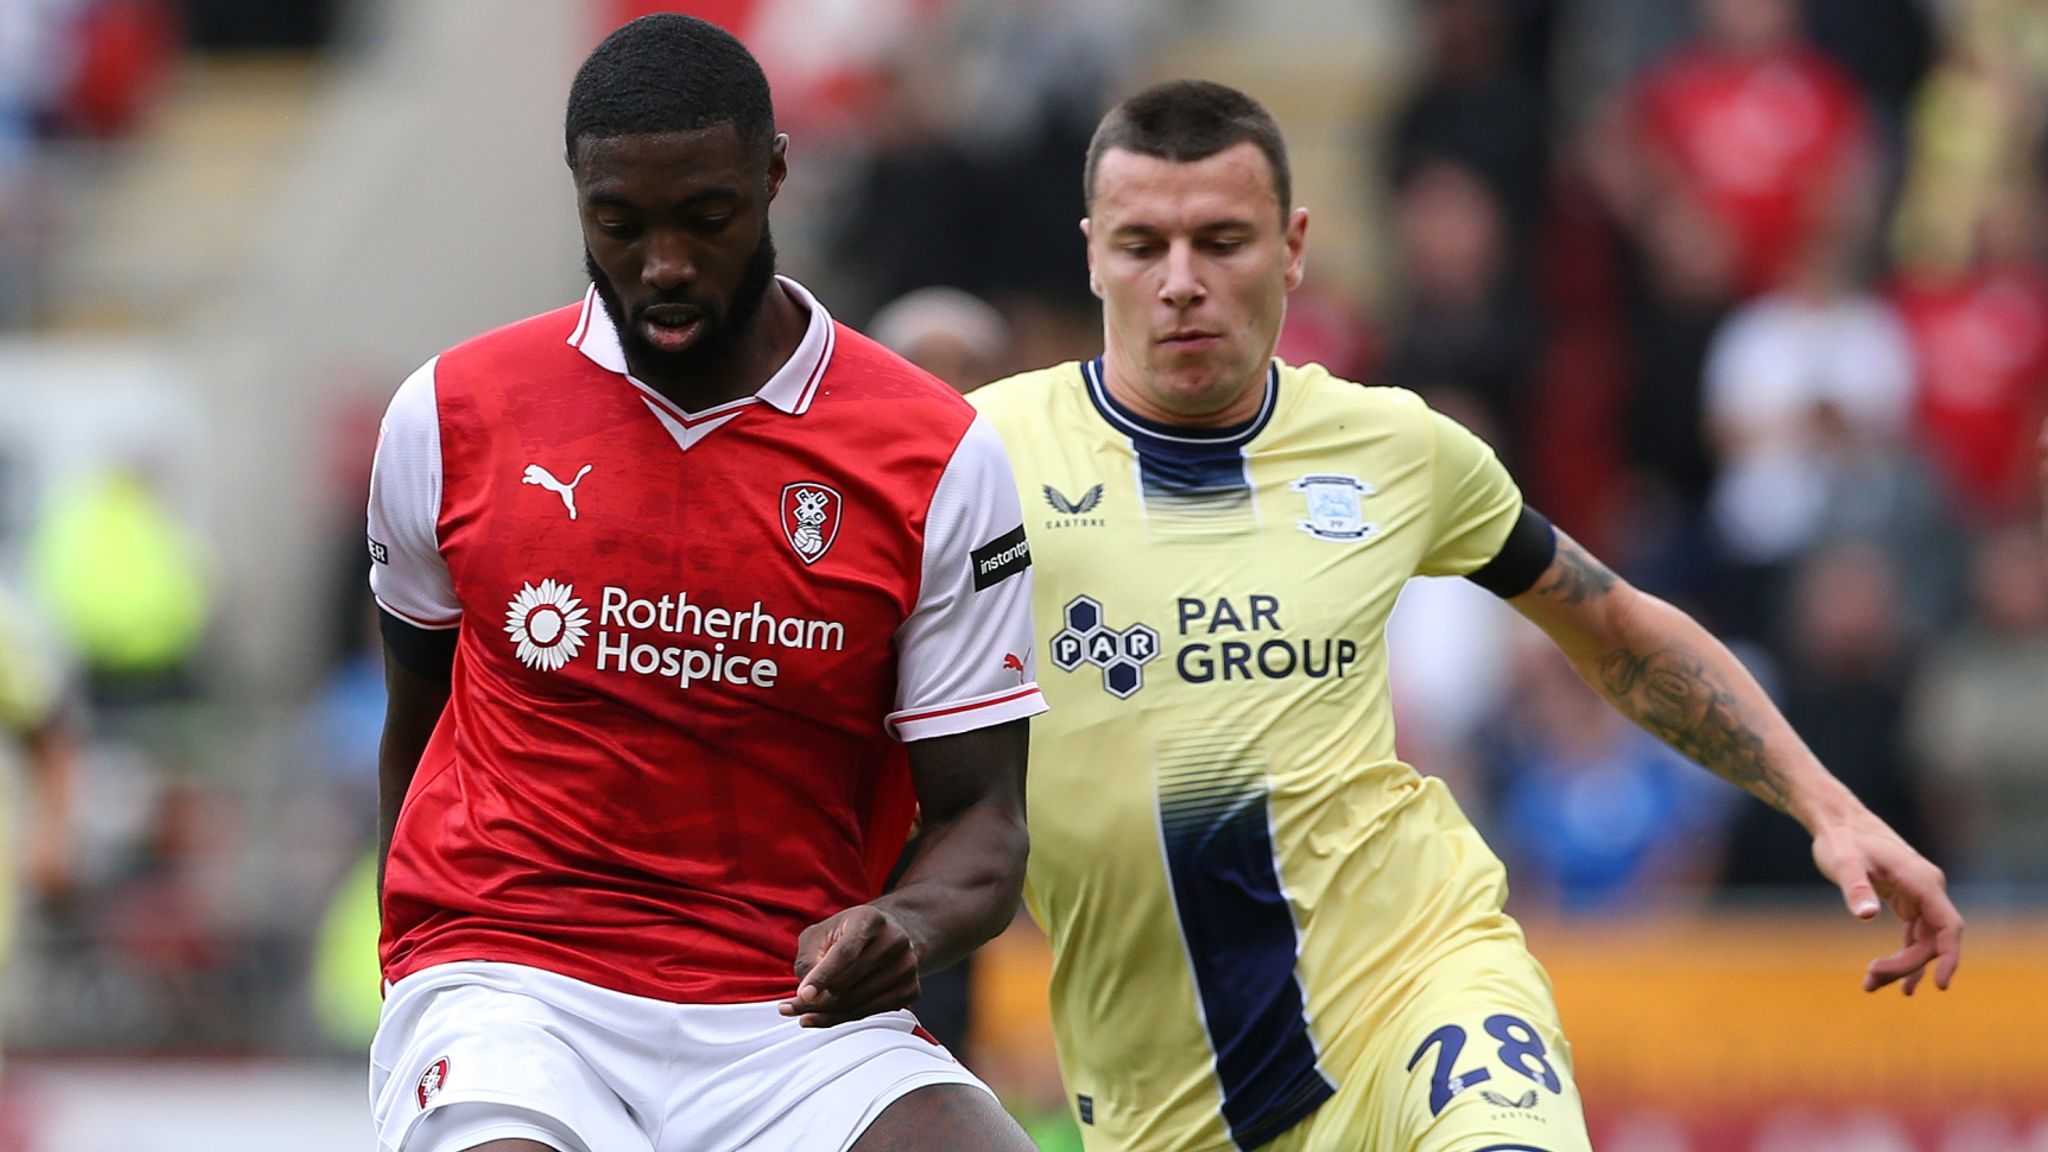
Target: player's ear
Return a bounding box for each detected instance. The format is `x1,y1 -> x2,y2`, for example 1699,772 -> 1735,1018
765,134 -> 790,200
1081,218 -> 1103,298
1282,206 -> 1309,292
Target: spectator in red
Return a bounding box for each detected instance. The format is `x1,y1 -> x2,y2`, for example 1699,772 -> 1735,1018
1889,185 -> 2048,524
1624,0 -> 1876,298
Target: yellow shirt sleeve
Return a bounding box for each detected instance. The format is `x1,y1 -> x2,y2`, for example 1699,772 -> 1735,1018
1417,408 -> 1525,578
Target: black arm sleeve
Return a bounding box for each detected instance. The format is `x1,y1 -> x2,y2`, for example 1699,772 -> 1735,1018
1464,505 -> 1556,599
378,607 -> 457,681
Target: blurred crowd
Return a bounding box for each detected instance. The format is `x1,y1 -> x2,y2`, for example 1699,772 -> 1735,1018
0,0 -> 354,1065
1363,0 -> 2048,917
0,0 -> 176,322
0,0 -> 2040,1079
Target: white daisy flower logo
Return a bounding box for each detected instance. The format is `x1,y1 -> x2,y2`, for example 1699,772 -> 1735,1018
504,579 -> 589,672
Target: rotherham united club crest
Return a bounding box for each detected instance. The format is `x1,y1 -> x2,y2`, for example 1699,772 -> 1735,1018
781,482 -> 842,565
416,1057 -> 450,1108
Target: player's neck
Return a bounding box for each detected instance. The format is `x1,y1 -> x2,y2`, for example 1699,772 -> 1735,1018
634,287 -> 808,412
1098,349 -> 1268,430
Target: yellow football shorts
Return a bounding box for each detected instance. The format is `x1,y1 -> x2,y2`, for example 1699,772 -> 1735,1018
1269,931 -> 1592,1152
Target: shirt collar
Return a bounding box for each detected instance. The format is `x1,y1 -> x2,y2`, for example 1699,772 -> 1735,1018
566,274 -> 834,416
1082,357 -> 1280,447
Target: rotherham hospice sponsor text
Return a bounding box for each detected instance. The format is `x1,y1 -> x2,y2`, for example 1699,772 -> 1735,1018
595,586 -> 845,690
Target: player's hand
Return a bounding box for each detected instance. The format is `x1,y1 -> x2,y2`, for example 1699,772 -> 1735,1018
1810,806 -> 1963,995
780,904 -> 921,1027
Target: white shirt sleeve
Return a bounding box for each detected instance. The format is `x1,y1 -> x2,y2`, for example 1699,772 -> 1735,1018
887,413 -> 1049,741
367,357 -> 460,629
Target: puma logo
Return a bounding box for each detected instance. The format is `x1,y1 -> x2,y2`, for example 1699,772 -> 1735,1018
522,463 -> 593,520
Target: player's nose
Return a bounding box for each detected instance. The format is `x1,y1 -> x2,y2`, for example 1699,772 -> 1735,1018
641,231 -> 697,291
1158,240 -> 1204,308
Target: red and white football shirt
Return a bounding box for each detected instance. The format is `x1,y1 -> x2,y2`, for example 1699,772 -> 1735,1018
366,276 -> 1045,1003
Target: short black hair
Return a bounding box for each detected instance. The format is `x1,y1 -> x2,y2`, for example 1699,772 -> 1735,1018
565,14 -> 776,167
1084,80 -> 1292,218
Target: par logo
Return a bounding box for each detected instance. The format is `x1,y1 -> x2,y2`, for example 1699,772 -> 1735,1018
1048,596 -> 1160,699
505,579 -> 591,671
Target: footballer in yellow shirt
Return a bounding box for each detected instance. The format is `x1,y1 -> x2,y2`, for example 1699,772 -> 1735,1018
971,80 -> 1963,1152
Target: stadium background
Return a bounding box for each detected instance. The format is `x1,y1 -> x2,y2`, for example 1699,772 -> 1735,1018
0,0 -> 2043,1148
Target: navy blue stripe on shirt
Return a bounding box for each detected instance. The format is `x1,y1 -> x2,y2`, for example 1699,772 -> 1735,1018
1156,745 -> 1334,1149
1083,359 -> 1276,505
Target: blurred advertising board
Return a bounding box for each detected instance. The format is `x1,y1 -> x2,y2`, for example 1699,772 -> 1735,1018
1533,915 -> 2048,1152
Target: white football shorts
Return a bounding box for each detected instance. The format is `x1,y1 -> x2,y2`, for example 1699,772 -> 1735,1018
369,961 -> 990,1152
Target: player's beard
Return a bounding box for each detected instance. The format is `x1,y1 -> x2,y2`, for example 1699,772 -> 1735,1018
586,225 -> 779,382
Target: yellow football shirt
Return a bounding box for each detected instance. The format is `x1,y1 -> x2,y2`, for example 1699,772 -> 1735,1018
972,359 -> 1533,1151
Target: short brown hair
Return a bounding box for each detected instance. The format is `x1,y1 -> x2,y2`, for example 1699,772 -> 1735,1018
1083,80 -> 1292,219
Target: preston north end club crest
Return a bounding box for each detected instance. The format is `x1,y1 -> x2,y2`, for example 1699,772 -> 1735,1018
1290,473 -> 1378,542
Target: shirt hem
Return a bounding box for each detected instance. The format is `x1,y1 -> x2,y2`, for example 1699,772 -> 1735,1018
382,945 -> 797,1007
374,596 -> 461,630
887,686 -> 1047,741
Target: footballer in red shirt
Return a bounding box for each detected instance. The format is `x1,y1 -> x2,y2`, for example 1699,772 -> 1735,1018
363,16 -> 1045,1152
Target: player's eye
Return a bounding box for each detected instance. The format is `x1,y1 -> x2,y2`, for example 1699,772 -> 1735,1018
595,219 -> 640,240
692,214 -> 735,234
1205,237 -> 1245,254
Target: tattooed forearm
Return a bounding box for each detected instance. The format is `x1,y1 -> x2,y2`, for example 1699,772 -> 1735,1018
1523,532 -> 1802,816
1598,647 -> 1790,811
1533,537 -> 1618,605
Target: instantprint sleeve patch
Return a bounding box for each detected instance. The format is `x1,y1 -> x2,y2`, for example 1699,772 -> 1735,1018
970,525 -> 1031,591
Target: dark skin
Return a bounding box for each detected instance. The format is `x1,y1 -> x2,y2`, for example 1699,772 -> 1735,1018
376,649 -> 448,899
780,719 -> 1028,1027
378,122 -> 1040,1152
573,126 -> 807,411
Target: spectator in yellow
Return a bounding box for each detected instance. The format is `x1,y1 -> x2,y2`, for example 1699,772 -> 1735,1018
29,463 -> 210,701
